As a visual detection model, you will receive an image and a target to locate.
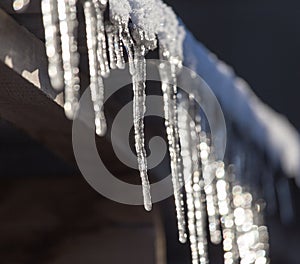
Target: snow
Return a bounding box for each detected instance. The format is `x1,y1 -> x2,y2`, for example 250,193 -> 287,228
183,29 -> 300,180
109,0 -> 131,23
109,0 -> 185,60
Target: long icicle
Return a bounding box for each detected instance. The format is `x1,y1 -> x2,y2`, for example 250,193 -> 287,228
57,0 -> 80,119
202,161 -> 222,245
189,95 -> 208,264
114,25 -> 126,69
119,22 -> 135,74
120,26 -> 152,211
106,24 -> 117,70
84,0 -> 107,136
106,23 -> 126,70
94,0 -> 110,77
119,24 -> 151,210
178,94 -> 199,264
197,130 -> 222,244
133,44 -> 152,211
159,53 -> 187,243
41,0 -> 64,91
215,162 -> 239,264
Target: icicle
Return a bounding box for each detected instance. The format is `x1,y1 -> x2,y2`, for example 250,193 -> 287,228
119,26 -> 151,211
233,185 -> 270,264
93,0 -> 110,77
178,95 -> 199,264
253,201 -> 270,264
189,95 -> 208,264
198,135 -> 222,244
119,23 -> 135,74
106,24 -> 117,70
118,23 -> 152,210
119,24 -> 158,211
158,53 -> 187,243
132,45 -> 151,211
114,26 -> 126,69
215,162 -> 239,264
41,0 -> 64,91
57,0 -> 80,119
84,0 -> 107,136
106,23 -> 126,70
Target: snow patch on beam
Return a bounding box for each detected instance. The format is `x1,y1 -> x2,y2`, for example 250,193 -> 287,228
183,29 -> 300,180
110,0 -> 185,61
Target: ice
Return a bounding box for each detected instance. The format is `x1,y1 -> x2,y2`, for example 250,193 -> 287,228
188,96 -> 208,263
232,186 -> 270,264
106,24 -> 117,70
215,162 -> 239,263
94,0 -> 110,77
198,134 -> 222,245
178,95 -> 199,264
116,20 -> 152,211
131,41 -> 152,211
41,0 -> 64,91
40,1 -> 277,263
159,60 -> 187,243
114,26 -> 126,69
84,0 -> 107,136
57,0 -> 80,119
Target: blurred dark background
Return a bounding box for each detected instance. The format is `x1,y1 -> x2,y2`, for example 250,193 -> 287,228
0,0 -> 300,263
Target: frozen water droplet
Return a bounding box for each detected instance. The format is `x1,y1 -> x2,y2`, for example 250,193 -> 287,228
13,0 -> 30,12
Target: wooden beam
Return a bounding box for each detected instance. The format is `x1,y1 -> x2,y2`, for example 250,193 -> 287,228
0,7 -> 58,101
0,7 -> 76,165
0,8 -> 131,177
0,62 -> 73,161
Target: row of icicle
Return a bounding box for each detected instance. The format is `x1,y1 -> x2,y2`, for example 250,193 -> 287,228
41,0 -> 269,263
177,95 -> 269,264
